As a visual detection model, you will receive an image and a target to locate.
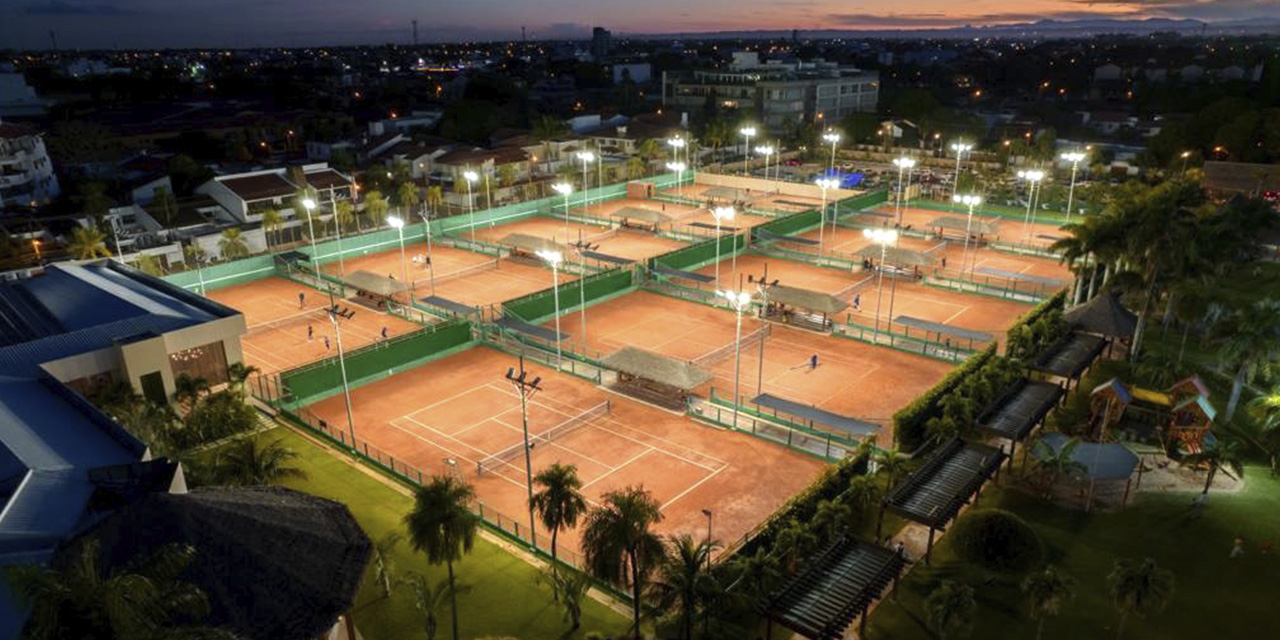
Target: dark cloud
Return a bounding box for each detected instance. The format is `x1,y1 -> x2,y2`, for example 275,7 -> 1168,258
825,10 -> 1146,28
1066,0 -> 1280,21
22,0 -> 137,16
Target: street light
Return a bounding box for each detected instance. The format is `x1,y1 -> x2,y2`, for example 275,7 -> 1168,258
755,145 -> 776,191
571,238 -> 599,347
504,357 -> 543,549
949,142 -> 974,201
739,127 -> 756,176
822,131 -> 842,178
386,215 -> 410,298
326,302 -> 358,447
1180,150 -> 1192,175
716,289 -> 754,430
552,182 -> 573,235
667,136 -> 685,168
665,162 -> 687,197
815,178 -> 839,256
577,151 -> 595,214
1060,151 -> 1086,222
862,228 -> 899,333
711,206 -> 735,286
951,194 -> 983,276
892,157 -> 917,223
1016,170 -> 1046,241
463,170 -> 479,241
535,249 -> 564,368
416,208 -> 436,295
300,197 -> 321,280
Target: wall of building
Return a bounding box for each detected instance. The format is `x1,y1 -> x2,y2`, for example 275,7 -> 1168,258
694,172 -> 860,201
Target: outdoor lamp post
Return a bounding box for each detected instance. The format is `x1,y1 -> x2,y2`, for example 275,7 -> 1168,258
552,182 -> 573,236
755,145 -> 776,191
892,157 -> 916,223
386,215 -> 410,298
949,142 -> 974,201
716,289 -> 754,430
665,162 -> 687,197
822,131 -> 842,177
463,170 -> 479,241
862,228 -> 899,332
1016,169 -> 1046,241
535,249 -> 564,368
300,197 -> 322,280
1060,151 -> 1086,222
815,178 -> 839,255
711,206 -> 735,286
326,302 -> 358,447
667,137 -> 686,174
952,194 -> 983,276
739,127 -> 756,176
416,209 -> 437,295
577,151 -> 595,213
1180,150 -> 1192,175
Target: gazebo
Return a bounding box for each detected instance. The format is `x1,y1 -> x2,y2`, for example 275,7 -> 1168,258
1066,293 -> 1137,355
762,284 -> 848,332
60,486 -> 371,640
600,346 -> 711,410
1033,433 -> 1141,511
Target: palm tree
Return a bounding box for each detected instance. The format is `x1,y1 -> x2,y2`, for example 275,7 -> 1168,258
539,565 -> 591,631
425,185 -> 444,217
5,539 -> 236,640
703,119 -> 730,166
152,185 -> 178,227
218,227 -> 250,260
372,532 -> 402,599
530,463 -> 587,571
133,252 -> 164,276
581,485 -> 664,639
811,498 -> 851,542
1211,299 -> 1280,421
1188,437 -> 1245,495
770,518 -> 818,573
334,200 -> 356,233
211,438 -> 307,485
261,207 -> 283,251
226,362 -> 259,395
1106,558 -> 1175,640
1246,390 -> 1280,475
626,156 -> 646,180
841,474 -> 880,520
726,547 -> 782,604
636,138 -> 664,175
406,572 -> 471,640
398,181 -> 421,216
650,534 -> 718,640
1022,565 -> 1076,640
172,373 -> 210,412
403,475 -> 480,640
1030,436 -> 1086,498
66,225 -> 111,259
532,115 -> 569,176
925,579 -> 976,640
363,190 -> 389,230
875,447 -> 911,491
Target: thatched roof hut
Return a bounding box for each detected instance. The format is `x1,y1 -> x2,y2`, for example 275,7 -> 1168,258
928,216 -> 1000,235
853,244 -> 936,267
498,233 -> 566,254
1065,293 -> 1137,339
600,346 -> 712,390
613,207 -> 673,224
765,284 -> 849,314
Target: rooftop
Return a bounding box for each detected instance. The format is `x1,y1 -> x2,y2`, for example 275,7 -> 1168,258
217,172 -> 298,202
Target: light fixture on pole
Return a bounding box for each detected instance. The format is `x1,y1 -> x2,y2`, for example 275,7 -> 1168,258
326,301 -> 358,447
711,206 -> 735,286
571,236 -> 599,346
1060,151 -> 1086,222
755,145 -> 776,192
463,170 -> 479,241
416,208 -> 436,295
862,228 -> 898,333
951,194 -> 983,276
386,215 -> 410,298
1180,150 -> 1192,175
577,151 -> 595,213
739,127 -> 756,176
300,197 -> 322,280
667,137 -> 685,177
504,357 -> 543,549
535,249 -> 564,368
665,162 -> 687,197
814,178 -> 839,256
949,142 -> 973,202
1016,169 -> 1045,241
716,289 -> 754,430
891,157 -> 916,223
552,182 -> 573,235
822,131 -> 842,177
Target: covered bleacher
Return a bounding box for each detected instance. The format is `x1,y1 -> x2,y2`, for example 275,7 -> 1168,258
976,380 -> 1064,466
749,393 -> 879,440
599,346 -> 711,410
878,438 -> 1006,562
765,536 -> 907,640
1029,332 -> 1108,388
340,270 -> 409,307
688,221 -> 739,233
651,264 -> 716,284
854,245 -> 937,270
419,295 -> 480,318
762,284 -> 848,332
702,186 -> 751,202
892,316 -> 994,350
495,314 -> 566,342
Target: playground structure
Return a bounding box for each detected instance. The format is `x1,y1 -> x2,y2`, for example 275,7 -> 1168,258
1088,375 -> 1216,454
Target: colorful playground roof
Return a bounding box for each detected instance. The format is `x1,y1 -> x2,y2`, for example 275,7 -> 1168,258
1173,394 -> 1217,421
1091,378 -> 1133,405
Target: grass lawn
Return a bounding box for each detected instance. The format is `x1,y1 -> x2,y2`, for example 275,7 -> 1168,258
867,466 -> 1280,639
243,426 -> 630,640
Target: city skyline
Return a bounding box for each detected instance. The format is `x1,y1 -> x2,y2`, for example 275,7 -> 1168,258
1,0 -> 1277,50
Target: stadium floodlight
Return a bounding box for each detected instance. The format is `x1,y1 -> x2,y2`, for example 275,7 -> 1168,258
386,215 -> 404,229
1017,170 -> 1046,238
463,170 -> 479,182
536,249 -> 565,368
755,145 -> 777,190
710,207 -> 736,285
552,183 -> 573,195
862,227 -> 900,332
715,289 -> 755,429
949,142 -> 974,200
892,157 -> 918,221
952,194 -> 984,275
739,127 -> 757,176
386,215 -> 410,293
814,178 -> 839,254
666,162 -> 687,197
299,197 -> 321,278
552,182 -> 574,230
461,171 -> 480,240
1060,151 -> 1087,222
822,131 -> 842,178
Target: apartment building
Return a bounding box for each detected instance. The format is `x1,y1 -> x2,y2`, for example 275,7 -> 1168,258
0,119 -> 59,210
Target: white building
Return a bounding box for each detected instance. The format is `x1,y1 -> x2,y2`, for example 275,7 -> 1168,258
0,119 -> 59,209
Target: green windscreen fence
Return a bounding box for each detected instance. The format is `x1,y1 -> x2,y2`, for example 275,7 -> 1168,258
162,254 -> 277,292
280,320 -> 473,406
755,209 -> 823,238
836,189 -> 889,211
503,267 -> 634,322
652,235 -> 745,271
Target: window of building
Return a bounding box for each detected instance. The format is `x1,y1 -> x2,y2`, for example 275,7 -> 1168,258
169,341 -> 229,386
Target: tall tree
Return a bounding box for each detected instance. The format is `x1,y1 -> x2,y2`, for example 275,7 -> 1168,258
1106,558 -> 1175,640
218,227 -> 249,260
925,580 -> 976,640
261,207 -> 283,252
532,116 -> 569,175
371,532 -> 402,599
363,190 -> 389,230
151,185 -> 178,228
1210,299 -> 1280,421
650,534 -> 719,640
1188,437 -> 1246,495
1022,565 -> 1076,640
66,226 -> 111,260
875,447 -> 911,491
406,573 -> 469,640
403,476 -> 480,640
397,181 -> 421,216
211,437 -> 307,486
581,485 -> 664,639
530,463 -> 588,572
171,373 -> 210,413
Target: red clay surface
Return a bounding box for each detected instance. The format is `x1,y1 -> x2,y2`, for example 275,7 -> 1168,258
548,290 -> 953,439
206,276 -> 421,374
303,345 -> 826,557
867,205 -> 1066,248
472,215 -> 686,262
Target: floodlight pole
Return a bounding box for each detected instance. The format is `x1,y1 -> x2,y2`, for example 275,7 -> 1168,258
330,190 -> 347,276
302,199 -> 321,280
505,356 -> 540,548
874,241 -> 887,332
418,208 -> 437,295
327,302 -> 357,447
818,183 -> 830,257
962,199 -> 978,276
730,296 -> 746,429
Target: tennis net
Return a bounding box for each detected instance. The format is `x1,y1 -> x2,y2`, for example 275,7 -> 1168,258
690,324 -> 771,368
924,241 -> 948,259
583,226 -> 620,244
246,306 -> 335,337
476,400 -> 612,475
831,275 -> 875,302
416,258 -> 500,288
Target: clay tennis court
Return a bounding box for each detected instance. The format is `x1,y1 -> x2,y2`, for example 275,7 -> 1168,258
548,290 -> 953,440
471,215 -> 686,262
206,276 -> 420,374
865,205 -> 1066,247
693,253 -> 1032,345
302,345 -> 826,555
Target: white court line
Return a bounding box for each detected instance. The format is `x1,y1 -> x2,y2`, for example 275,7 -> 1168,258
580,447 -> 656,492
490,416 -> 619,471
386,417 -> 530,492
662,464 -> 727,510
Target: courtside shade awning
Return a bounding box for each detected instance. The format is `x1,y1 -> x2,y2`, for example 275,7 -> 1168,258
600,346 -> 711,390
1030,332 -> 1108,378
976,380 -> 1063,441
419,295 -> 479,316
893,316 -> 993,343
756,228 -> 819,245
928,216 -> 1000,235
766,536 -> 905,640
342,270 -> 409,296
750,393 -> 878,437
581,250 -> 632,265
703,186 -> 750,200
765,284 -> 848,314
689,221 -> 739,232
975,266 -> 1065,287
495,315 -> 566,342
885,438 -> 1005,529
613,206 -> 672,224
276,250 -> 310,264
854,245 -> 935,267
498,233 -> 566,254
1034,433 -> 1139,481
652,264 -> 716,283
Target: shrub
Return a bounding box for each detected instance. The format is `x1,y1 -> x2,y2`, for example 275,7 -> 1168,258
893,345 -> 997,451
949,509 -> 1044,573
1006,290 -> 1068,361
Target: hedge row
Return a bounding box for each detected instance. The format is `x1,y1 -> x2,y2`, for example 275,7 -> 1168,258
733,448 -> 872,560
892,344 -> 998,451
1005,289 -> 1069,360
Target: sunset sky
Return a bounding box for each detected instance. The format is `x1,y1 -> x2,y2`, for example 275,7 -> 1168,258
0,0 -> 1274,49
